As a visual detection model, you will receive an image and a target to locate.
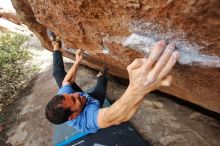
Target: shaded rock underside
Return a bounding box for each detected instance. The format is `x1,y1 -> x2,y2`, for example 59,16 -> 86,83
11,0 -> 220,113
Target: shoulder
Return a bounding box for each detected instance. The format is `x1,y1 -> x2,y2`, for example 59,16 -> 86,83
68,104 -> 100,133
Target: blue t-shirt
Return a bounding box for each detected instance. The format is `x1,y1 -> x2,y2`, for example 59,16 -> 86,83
58,84 -> 100,133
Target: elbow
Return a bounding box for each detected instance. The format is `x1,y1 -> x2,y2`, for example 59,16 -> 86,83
113,118 -> 129,126
121,117 -> 131,123
61,79 -> 71,86
111,116 -> 130,126
61,81 -> 65,86
114,122 -> 121,126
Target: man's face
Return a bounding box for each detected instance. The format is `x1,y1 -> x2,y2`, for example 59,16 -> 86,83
62,93 -> 86,119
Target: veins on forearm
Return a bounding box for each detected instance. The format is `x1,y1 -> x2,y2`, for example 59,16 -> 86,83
104,88 -> 145,124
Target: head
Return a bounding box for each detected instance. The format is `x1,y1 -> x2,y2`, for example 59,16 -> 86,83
45,93 -> 86,124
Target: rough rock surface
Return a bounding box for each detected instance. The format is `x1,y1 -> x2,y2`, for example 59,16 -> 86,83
11,0 -> 220,113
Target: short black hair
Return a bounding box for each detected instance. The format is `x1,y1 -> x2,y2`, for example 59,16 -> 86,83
45,94 -> 73,124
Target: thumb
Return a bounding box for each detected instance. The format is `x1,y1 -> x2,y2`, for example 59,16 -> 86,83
161,75 -> 172,87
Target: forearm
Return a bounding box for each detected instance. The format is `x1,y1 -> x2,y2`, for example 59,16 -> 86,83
106,86 -> 145,121
62,63 -> 79,84
98,86 -> 146,128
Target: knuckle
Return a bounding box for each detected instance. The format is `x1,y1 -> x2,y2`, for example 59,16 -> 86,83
144,58 -> 148,61
158,71 -> 166,79
127,65 -> 131,71
147,74 -> 156,83
134,58 -> 140,64
141,58 -> 148,63
136,58 -> 143,63
165,44 -> 175,53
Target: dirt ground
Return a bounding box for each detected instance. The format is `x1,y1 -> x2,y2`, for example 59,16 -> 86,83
1,35 -> 220,146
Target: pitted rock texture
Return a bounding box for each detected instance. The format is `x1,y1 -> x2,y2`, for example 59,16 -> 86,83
12,0 -> 220,113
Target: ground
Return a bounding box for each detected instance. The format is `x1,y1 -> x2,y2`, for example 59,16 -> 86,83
1,35 -> 220,146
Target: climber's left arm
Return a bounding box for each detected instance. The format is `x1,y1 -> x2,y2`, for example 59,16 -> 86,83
62,49 -> 83,85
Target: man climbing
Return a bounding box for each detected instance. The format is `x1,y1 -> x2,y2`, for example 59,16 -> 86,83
46,31 -> 109,133
45,30 -> 180,133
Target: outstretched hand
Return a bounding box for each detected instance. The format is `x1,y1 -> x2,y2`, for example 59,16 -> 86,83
127,40 -> 180,97
75,49 -> 83,64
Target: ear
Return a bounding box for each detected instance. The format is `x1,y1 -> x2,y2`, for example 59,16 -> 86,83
68,113 -> 78,120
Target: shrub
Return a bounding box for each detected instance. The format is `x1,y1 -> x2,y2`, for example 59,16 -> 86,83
0,32 -> 36,109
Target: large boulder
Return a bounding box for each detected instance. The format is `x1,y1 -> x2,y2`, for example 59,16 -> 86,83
12,0 -> 220,113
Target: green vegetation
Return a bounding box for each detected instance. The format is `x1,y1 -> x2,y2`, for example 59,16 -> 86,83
0,32 -> 38,118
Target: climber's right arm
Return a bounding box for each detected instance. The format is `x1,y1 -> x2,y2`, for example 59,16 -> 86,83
97,40 -> 180,128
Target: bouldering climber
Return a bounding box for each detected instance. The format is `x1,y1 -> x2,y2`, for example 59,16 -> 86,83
45,30 -> 180,133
